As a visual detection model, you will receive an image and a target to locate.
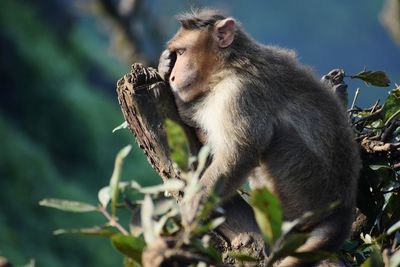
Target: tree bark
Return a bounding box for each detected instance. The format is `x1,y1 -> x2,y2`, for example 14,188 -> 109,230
116,63 -> 266,266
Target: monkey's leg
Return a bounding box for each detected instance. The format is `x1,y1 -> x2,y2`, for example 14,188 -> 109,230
276,209 -> 352,267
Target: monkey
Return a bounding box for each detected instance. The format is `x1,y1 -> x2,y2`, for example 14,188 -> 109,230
158,9 -> 360,267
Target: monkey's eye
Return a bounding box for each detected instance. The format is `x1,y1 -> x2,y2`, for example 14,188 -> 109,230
176,48 -> 186,55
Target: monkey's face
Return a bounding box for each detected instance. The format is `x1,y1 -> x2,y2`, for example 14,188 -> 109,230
167,18 -> 236,102
168,29 -> 217,102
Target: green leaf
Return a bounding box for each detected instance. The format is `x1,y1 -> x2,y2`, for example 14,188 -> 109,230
53,227 -> 115,236
165,219 -> 180,235
141,194 -> 155,243
182,177 -> 201,206
390,249 -> 400,267
227,252 -> 259,262
99,181 -> 132,208
136,179 -> 185,194
22,259 -> 35,267
360,245 -> 383,267
208,217 -> 225,230
191,238 -> 222,263
127,180 -> 142,191
153,199 -> 176,216
249,187 -> 283,246
110,145 -> 132,217
341,240 -> 359,251
387,220 -> 400,235
351,70 -> 390,87
123,257 -> 141,267
181,146 -> 211,207
195,191 -> 220,223
194,217 -> 226,235
381,87 -> 400,123
369,165 -> 392,171
194,146 -> 211,179
98,186 -> 111,208
154,209 -> 178,237
370,120 -> 384,129
39,198 -> 97,213
112,121 -> 129,133
164,119 -> 190,171
111,233 -> 146,264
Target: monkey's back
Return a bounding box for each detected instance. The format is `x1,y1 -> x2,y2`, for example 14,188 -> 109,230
244,45 -> 360,221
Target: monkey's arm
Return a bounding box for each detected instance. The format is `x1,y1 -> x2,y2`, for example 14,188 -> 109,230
181,109 -> 273,222
200,117 -> 273,201
200,149 -> 257,201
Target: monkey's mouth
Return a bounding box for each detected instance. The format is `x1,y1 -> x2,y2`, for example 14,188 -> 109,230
176,83 -> 193,92
170,82 -> 192,93
182,83 -> 192,90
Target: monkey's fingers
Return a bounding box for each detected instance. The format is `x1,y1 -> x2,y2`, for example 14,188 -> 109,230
158,49 -> 176,81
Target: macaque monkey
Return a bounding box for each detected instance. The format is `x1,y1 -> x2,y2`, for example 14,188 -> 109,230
158,9 -> 360,267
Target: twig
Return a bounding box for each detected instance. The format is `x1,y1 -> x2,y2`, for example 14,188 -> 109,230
385,109 -> 400,126
381,121 -> 399,142
361,100 -> 381,130
348,108 -> 362,113
353,108 -> 383,126
350,88 -> 361,110
98,206 -> 129,235
392,162 -> 400,170
370,99 -> 381,112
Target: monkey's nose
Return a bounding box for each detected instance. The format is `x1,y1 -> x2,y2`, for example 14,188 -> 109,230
170,76 -> 175,82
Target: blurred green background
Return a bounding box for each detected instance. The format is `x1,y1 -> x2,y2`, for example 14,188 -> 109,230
0,0 -> 398,266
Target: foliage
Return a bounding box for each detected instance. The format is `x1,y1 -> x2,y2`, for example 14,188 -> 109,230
40,145 -> 225,266
344,81 -> 400,266
164,119 -> 191,171
351,70 -> 391,87
0,0 -> 157,266
249,188 -> 282,247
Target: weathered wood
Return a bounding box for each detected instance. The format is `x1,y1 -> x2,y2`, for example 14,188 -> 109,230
116,63 -> 266,266
117,64 -> 182,194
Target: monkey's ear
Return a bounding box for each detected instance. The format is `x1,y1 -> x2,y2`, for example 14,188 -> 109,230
214,18 -> 235,48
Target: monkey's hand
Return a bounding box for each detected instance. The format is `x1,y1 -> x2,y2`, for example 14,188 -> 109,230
158,49 -> 176,82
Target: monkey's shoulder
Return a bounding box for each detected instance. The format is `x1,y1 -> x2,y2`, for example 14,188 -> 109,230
261,45 -> 298,62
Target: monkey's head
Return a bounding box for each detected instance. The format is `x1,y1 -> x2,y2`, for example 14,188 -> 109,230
166,10 -> 237,102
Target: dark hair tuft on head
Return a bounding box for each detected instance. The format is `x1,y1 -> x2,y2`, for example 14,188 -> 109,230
176,8 -> 226,30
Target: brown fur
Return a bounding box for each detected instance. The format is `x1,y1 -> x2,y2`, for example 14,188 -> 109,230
158,8 -> 360,266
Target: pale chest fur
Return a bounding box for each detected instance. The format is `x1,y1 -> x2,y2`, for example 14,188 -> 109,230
193,78 -> 240,155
